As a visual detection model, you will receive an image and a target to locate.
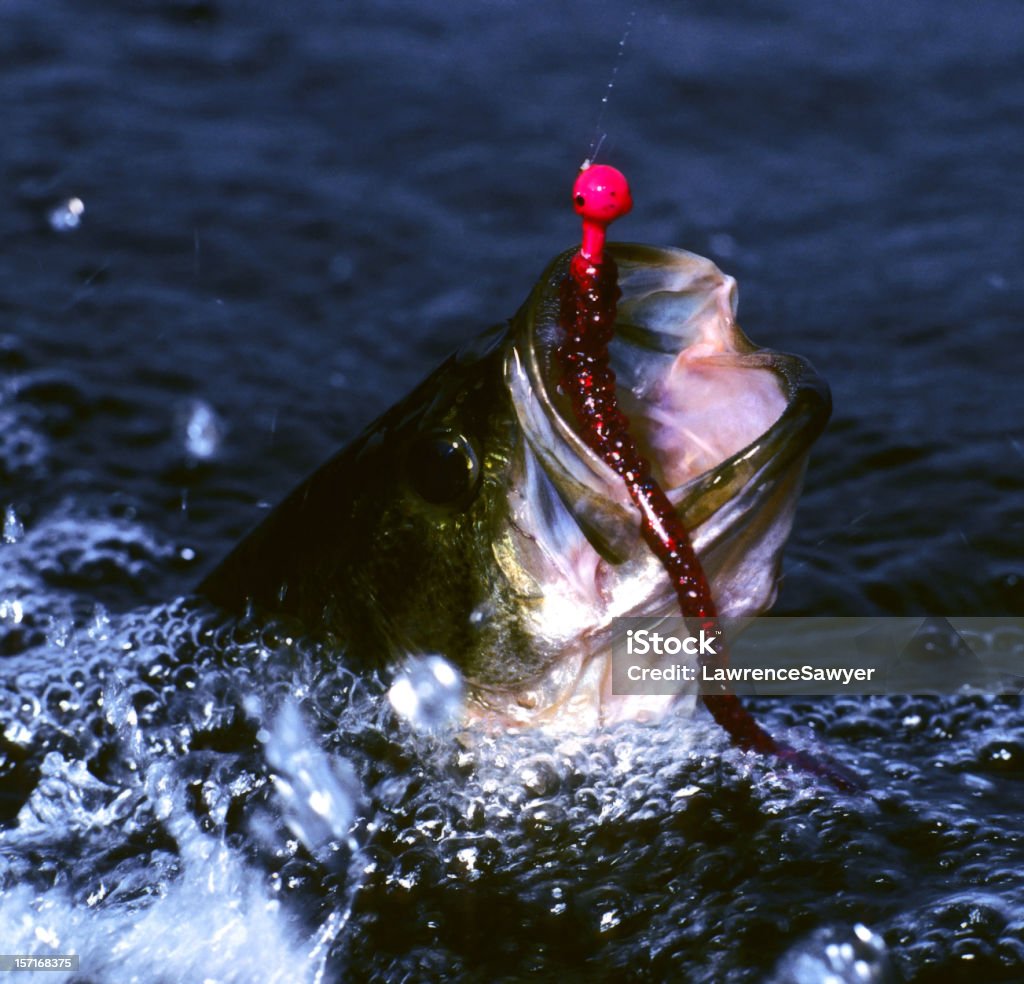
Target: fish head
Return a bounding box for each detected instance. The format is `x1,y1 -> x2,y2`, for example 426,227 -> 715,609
199,244 -> 830,729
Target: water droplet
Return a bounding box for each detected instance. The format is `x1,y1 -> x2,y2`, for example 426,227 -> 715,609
709,232 -> 738,258
3,505 -> 24,544
0,599 -> 24,624
329,252 -> 355,286
48,197 -> 85,232
46,616 -> 74,648
89,605 -> 111,641
388,654 -> 465,732
179,399 -> 224,461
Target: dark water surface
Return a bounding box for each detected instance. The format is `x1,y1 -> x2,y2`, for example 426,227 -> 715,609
2,1 -> 1023,981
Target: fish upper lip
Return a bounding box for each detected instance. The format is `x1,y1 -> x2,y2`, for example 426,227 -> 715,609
509,242 -> 831,562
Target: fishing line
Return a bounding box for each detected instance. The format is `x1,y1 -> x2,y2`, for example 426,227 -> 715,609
584,8 -> 637,168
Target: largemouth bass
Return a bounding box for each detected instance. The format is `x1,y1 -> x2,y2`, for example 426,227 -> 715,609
200,244 -> 830,728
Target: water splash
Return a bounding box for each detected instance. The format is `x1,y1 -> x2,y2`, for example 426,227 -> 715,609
264,701 -> 362,860
263,701 -> 368,979
2,504 -> 1024,981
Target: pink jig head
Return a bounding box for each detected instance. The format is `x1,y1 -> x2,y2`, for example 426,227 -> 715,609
571,163 -> 632,279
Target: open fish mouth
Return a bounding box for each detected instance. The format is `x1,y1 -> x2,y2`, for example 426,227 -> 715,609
488,243 -> 831,726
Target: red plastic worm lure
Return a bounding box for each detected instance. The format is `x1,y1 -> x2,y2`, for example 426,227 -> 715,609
557,164 -> 854,786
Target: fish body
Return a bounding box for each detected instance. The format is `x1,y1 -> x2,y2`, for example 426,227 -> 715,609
200,244 -> 830,727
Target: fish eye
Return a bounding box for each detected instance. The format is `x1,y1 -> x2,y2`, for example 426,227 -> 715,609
575,193 -> 586,206
407,431 -> 481,506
